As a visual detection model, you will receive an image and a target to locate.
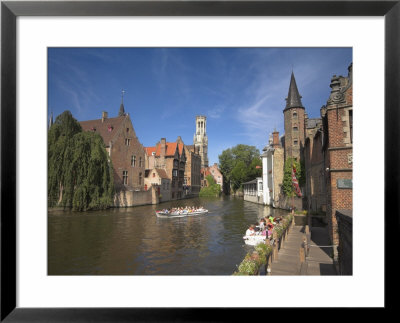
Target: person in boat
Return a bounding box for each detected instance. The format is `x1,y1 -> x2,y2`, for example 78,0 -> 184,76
258,219 -> 265,231
245,225 -> 256,236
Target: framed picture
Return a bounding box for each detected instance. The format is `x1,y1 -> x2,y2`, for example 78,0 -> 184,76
1,0 -> 396,320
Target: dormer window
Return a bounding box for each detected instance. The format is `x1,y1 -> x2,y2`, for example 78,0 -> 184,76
152,152 -> 156,156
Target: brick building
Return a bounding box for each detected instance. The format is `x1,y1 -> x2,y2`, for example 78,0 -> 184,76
145,138 -> 186,200
304,118 -> 326,213
201,163 -> 223,191
80,108 -> 146,193
144,168 -> 171,202
322,63 -> 353,247
176,137 -> 202,197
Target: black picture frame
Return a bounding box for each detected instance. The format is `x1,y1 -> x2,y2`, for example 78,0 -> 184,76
1,0 -> 396,320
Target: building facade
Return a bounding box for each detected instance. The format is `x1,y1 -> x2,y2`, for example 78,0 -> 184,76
145,138 -> 186,200
261,130 -> 285,207
193,115 -> 209,168
243,177 -> 263,204
176,137 -> 201,197
144,168 -> 171,202
200,163 -> 223,191
322,63 -> 353,246
80,109 -> 146,194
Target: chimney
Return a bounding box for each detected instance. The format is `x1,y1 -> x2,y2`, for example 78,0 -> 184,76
102,111 -> 108,123
272,131 -> 280,148
160,138 -> 166,156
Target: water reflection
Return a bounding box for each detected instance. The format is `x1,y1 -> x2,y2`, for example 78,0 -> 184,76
48,196 -> 287,275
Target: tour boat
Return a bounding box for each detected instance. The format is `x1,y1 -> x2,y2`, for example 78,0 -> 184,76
155,208 -> 208,218
243,234 -> 266,246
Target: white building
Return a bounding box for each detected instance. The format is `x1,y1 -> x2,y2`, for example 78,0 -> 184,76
261,131 -> 284,207
243,177 -> 263,204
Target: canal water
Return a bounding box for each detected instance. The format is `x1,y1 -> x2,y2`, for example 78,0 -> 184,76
48,196 -> 287,275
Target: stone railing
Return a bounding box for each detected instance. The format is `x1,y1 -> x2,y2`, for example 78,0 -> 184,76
233,214 -> 294,275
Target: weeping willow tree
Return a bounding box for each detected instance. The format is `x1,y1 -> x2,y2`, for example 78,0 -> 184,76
48,110 -> 114,211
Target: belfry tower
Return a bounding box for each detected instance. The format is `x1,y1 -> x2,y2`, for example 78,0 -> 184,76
283,72 -> 306,162
193,115 -> 209,168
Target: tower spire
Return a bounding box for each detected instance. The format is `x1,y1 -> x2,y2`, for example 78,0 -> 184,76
119,89 -> 126,116
284,71 -> 304,110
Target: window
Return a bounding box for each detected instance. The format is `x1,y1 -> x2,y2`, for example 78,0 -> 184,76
293,126 -> 298,131
131,155 -> 136,167
139,157 -> 142,167
125,138 -> 131,146
126,128 -> 129,133
122,171 -> 128,185
144,184 -> 147,191
349,110 -> 353,143
139,172 -> 142,185
293,112 -> 298,118
294,140 -> 298,145
173,170 -> 178,177
153,172 -> 156,178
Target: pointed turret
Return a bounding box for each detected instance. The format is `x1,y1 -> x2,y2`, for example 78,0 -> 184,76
119,89 -> 126,116
284,72 -> 304,111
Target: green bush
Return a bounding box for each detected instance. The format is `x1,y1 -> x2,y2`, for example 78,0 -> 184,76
233,243 -> 273,275
199,175 -> 221,197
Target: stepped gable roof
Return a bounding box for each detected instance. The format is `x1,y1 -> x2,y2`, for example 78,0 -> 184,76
80,115 -> 126,146
284,71 -> 304,111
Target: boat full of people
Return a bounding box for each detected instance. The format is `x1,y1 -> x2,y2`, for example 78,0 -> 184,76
156,206 -> 208,218
243,216 -> 282,246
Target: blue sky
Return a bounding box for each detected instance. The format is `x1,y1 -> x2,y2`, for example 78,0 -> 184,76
48,47 -> 352,165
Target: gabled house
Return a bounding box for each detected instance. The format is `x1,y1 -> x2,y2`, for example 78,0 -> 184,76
145,168 -> 171,202
145,138 -> 186,200
79,106 -> 154,207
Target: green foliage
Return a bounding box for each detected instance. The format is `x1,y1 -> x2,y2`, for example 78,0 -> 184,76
274,225 -> 284,238
235,256 -> 258,275
199,175 -> 221,197
233,242 -> 273,275
218,144 -> 262,192
282,157 -> 303,197
48,110 -> 114,211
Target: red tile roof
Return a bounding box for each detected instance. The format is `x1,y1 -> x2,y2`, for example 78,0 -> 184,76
145,147 -> 156,156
